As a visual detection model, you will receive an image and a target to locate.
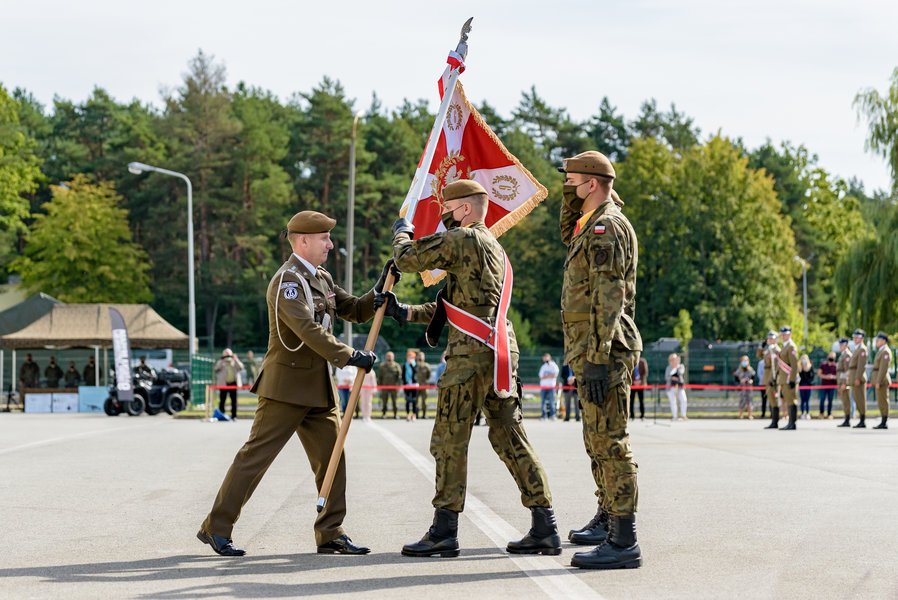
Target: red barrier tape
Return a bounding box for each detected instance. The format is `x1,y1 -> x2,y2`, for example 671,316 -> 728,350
208,383 -> 898,392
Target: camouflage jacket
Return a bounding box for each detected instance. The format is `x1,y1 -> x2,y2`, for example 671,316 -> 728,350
378,360 -> 403,386
415,361 -> 432,385
393,222 -> 518,358
848,343 -> 868,384
871,345 -> 892,386
560,198 -> 642,366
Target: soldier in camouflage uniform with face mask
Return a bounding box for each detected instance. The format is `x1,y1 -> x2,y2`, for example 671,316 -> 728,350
559,151 -> 643,570
381,179 -> 560,559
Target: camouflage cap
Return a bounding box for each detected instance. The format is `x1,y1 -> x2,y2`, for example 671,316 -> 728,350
442,179 -> 487,202
286,210 -> 336,234
557,151 -> 615,179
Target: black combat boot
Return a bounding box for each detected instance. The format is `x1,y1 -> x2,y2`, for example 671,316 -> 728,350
507,507 -> 562,555
571,515 -> 642,570
401,508 -> 460,558
780,405 -> 797,430
765,407 -> 780,429
568,509 -> 608,545
853,414 -> 866,428
838,416 -> 851,427
873,417 -> 888,430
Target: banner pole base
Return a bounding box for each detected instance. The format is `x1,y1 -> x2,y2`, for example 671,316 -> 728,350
316,497 -> 326,513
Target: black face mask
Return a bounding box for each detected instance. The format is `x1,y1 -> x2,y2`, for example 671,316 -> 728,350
441,206 -> 462,230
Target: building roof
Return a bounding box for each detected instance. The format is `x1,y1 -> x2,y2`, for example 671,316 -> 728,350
0,304 -> 188,349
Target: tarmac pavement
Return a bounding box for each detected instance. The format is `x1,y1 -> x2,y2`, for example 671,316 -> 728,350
2,413 -> 897,599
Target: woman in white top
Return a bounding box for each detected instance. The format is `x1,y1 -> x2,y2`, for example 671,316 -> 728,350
665,353 -> 688,421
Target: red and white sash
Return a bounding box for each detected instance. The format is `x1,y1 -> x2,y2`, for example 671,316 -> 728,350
777,358 -> 792,376
443,253 -> 514,397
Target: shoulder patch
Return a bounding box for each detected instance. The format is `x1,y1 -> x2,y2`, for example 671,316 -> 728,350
283,287 -> 299,301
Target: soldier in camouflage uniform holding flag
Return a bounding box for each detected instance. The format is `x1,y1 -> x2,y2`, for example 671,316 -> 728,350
381,179 -> 560,559
558,151 -> 643,570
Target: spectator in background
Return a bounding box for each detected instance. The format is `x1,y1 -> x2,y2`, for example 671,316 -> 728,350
360,367 -> 377,422
334,364 -> 355,416
45,356 -> 63,388
415,351 -> 431,419
561,363 -> 579,422
733,355 -> 756,420
756,347 -> 767,419
538,353 -> 559,421
434,351 -> 447,382
214,349 -> 244,420
245,350 -> 259,386
82,356 -> 97,386
378,352 -> 401,419
63,361 -> 81,389
19,353 -> 40,389
817,352 -> 837,420
665,353 -> 688,421
403,349 -> 418,422
798,354 -> 815,420
630,356 -> 649,420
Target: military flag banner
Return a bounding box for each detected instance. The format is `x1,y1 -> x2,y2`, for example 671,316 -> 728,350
400,55 -> 548,286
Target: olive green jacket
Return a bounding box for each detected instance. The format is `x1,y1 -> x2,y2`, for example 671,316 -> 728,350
776,339 -> 800,386
836,349 -> 852,384
560,198 -> 642,366
762,344 -> 780,385
378,360 -> 403,386
848,343 -> 868,384
871,345 -> 892,387
251,254 -> 376,407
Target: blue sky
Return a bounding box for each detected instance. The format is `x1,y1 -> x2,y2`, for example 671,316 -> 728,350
3,0 -> 896,191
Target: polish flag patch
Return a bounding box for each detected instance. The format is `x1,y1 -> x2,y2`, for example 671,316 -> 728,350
594,224 -> 606,234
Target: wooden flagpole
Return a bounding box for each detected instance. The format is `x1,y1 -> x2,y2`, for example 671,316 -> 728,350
316,17 -> 474,512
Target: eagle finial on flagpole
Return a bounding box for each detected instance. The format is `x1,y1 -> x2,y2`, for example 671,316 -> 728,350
456,17 -> 473,59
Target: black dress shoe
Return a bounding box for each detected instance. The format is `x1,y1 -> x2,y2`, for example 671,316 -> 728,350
317,534 -> 370,555
197,529 -> 245,556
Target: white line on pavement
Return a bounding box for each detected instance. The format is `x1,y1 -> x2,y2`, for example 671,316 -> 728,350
367,421 -> 606,600
0,420 -> 164,456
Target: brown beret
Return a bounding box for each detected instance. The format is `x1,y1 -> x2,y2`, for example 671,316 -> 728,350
286,210 -> 336,234
558,151 -> 616,179
442,179 -> 487,202
611,189 -> 624,206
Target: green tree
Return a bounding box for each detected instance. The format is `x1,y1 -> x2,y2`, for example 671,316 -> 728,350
13,175 -> 151,302
854,67 -> 898,193
617,136 -> 798,341
673,309 -> 693,371
0,84 -> 42,273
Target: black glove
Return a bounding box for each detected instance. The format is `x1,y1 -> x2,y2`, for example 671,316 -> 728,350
346,350 -> 377,373
374,259 -> 401,294
393,218 -> 414,238
373,291 -> 408,326
788,381 -> 796,389
582,361 -> 610,405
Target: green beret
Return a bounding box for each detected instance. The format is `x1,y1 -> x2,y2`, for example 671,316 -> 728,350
442,179 -> 487,202
558,151 -> 616,179
287,210 -> 336,234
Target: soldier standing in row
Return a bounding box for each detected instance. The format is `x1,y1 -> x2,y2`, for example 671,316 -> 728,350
377,352 -> 401,418
19,353 -> 40,389
45,357 -> 63,388
558,151 -> 642,570
384,179 -> 560,559
415,351 -> 432,418
63,362 -> 81,388
870,332 -> 891,430
848,329 -> 868,428
762,332 -> 781,429
836,338 -> 852,427
776,326 -> 800,431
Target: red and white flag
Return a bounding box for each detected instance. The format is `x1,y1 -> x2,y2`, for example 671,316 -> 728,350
400,55 -> 548,285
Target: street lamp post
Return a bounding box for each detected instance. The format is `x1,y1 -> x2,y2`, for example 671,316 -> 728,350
343,111 -> 363,348
128,162 -> 196,366
794,255 -> 811,350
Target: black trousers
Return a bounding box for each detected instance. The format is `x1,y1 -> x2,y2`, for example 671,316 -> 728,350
219,385 -> 238,418
629,388 -> 645,419
760,390 -> 767,417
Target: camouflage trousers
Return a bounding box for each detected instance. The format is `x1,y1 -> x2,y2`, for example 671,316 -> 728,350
430,352 -> 552,512
570,349 -> 639,516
